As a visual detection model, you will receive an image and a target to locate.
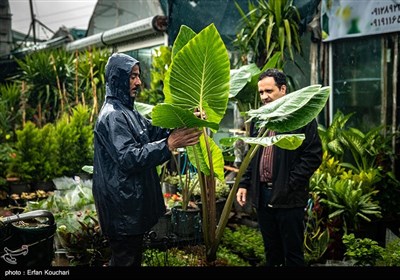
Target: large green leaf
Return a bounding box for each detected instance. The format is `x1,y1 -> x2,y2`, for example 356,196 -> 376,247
152,23 -> 230,187
247,85 -> 330,132
229,63 -> 260,99
186,135 -> 225,181
134,102 -> 154,118
151,104 -> 219,130
155,24 -> 230,127
162,26 -> 196,106
171,25 -> 197,58
240,133 -> 305,150
229,52 -> 281,108
219,133 -> 305,150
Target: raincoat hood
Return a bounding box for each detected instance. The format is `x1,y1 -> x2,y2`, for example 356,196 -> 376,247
105,53 -> 139,108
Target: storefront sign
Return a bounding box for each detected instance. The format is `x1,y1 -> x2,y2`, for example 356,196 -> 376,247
321,0 -> 400,41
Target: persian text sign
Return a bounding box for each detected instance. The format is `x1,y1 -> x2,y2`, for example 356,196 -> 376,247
321,0 -> 400,42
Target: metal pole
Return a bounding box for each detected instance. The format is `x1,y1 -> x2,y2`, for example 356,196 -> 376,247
29,0 -> 36,44
392,34 -> 398,173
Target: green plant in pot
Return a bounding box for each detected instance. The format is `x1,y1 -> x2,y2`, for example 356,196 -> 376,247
151,24 -> 229,261
7,121 -> 60,192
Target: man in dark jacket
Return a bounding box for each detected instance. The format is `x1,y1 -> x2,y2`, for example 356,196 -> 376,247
236,68 -> 322,267
93,53 -> 201,266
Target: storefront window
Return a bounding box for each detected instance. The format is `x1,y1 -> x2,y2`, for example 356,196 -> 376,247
332,36 -> 382,130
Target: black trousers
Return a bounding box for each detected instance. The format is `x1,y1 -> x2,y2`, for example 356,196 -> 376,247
257,187 -> 305,267
108,233 -> 145,267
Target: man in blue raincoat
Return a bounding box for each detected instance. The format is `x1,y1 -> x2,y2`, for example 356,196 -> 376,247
93,53 -> 202,266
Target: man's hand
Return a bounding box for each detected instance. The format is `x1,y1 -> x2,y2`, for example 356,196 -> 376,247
236,188 -> 247,207
194,108 -> 206,119
167,127 -> 202,151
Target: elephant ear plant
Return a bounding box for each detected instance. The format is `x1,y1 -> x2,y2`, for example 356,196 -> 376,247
152,23 -> 330,262
152,24 -> 229,262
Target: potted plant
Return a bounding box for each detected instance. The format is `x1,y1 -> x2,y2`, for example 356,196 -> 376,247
6,121 -> 61,192
166,168 -> 202,239
6,121 -> 41,193
342,233 -> 384,266
0,210 -> 56,267
193,177 -> 230,222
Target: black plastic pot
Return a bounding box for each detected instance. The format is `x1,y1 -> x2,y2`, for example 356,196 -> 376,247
171,207 -> 202,239
0,210 -> 56,267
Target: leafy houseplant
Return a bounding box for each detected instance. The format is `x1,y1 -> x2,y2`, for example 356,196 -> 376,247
343,233 -> 384,266
221,224 -> 265,266
15,48 -> 110,126
376,237 -> 400,266
317,110 -> 400,224
25,176 -> 108,265
0,143 -> 14,187
303,192 -> 330,265
160,150 -> 200,211
162,171 -> 199,210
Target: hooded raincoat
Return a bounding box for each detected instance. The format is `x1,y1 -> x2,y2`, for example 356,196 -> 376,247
93,53 -> 170,239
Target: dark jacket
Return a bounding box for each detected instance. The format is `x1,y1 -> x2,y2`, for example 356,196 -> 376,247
240,119 -> 322,209
93,53 -> 170,239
